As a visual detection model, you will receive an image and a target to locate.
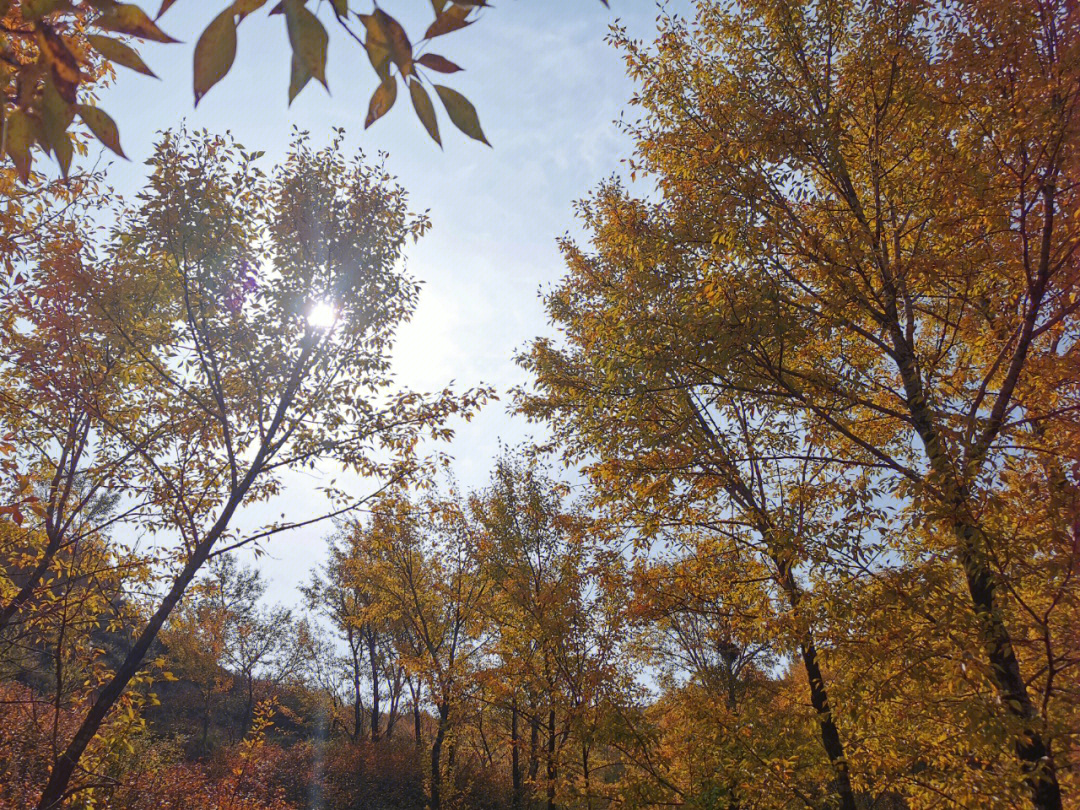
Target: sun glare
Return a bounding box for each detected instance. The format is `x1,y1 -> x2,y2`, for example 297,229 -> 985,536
307,301 -> 338,329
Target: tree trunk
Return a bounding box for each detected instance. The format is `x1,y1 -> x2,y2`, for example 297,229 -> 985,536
581,743 -> 590,810
774,555 -> 856,810
385,666 -> 402,739
0,421 -> 87,634
956,521 -> 1062,810
545,707 -> 557,810
368,632 -> 380,743
528,711 -> 540,787
244,673 -> 255,736
511,698 -> 523,810
409,677 -> 422,749
0,531 -> 62,631
429,701 -> 450,810
799,639 -> 856,810
37,538 -> 215,809
891,336 -> 1063,810
349,632 -> 363,742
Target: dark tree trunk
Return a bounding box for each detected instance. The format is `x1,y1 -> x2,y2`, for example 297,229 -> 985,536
243,673 -> 255,736
528,711 -> 540,787
37,539 -> 215,809
408,677 -> 422,749
349,631 -> 363,742
511,698 -> 523,810
888,274 -> 1063,810
799,639 -> 856,810
581,743 -> 591,810
368,632 -> 380,742
429,701 -> 450,810
545,707 -> 557,810
774,555 -> 856,810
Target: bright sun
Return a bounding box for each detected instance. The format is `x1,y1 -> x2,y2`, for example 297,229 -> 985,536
307,301 -> 338,329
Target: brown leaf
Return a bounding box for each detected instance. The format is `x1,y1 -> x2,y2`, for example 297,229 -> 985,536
96,4 -> 178,42
88,34 -> 157,77
37,24 -> 82,102
23,0 -> 64,21
424,5 -> 471,40
284,0 -> 327,87
416,53 -> 462,74
359,13 -> 391,80
41,78 -> 74,174
5,109 -> 36,182
409,79 -> 440,146
288,51 -> 312,103
365,77 -> 397,128
434,84 -> 488,145
374,9 -> 412,73
76,104 -> 126,158
193,9 -> 237,104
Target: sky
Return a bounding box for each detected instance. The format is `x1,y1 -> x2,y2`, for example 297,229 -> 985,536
88,1 -> 679,608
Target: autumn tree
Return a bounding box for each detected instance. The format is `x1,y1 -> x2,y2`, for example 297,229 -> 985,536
165,553 -> 298,749
0,512 -> 154,807
26,127 -> 486,809
470,452 -> 624,810
524,0 -> 1079,807
0,172 -> 151,637
345,489 -> 490,810
303,526 -> 410,744
519,201 -> 888,807
302,539 -> 370,743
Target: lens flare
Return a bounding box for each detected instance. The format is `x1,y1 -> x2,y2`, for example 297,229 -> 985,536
307,301 -> 337,329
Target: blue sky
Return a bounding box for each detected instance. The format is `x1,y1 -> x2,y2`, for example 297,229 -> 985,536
93,1 -> 678,606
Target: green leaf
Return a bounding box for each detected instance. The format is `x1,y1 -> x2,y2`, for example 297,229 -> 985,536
88,34 -> 157,77
424,5 -> 471,39
434,84 -> 488,145
409,79 -> 440,147
365,77 -> 397,128
193,10 -> 237,104
416,53 -> 462,73
96,4 -> 178,42
284,0 -> 327,87
76,104 -> 126,158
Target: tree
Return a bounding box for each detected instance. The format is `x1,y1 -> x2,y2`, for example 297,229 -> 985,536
0,509 -> 154,806
524,1 -> 1079,807
29,127 -> 487,808
518,199 -> 883,807
304,527 -> 409,744
471,452 -> 622,810
167,554 -> 296,747
302,538 -> 370,743
346,488 -> 490,810
0,176 -> 148,635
